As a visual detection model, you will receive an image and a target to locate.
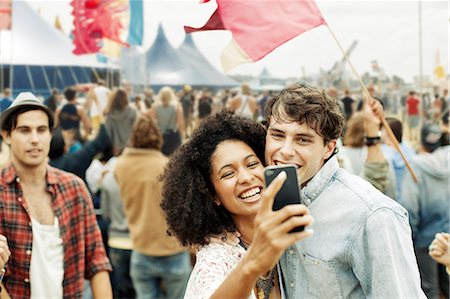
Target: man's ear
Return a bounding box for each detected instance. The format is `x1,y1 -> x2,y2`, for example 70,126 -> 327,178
1,130 -> 10,145
323,139 -> 337,160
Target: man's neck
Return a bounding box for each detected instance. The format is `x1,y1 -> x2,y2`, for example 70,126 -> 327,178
12,161 -> 47,185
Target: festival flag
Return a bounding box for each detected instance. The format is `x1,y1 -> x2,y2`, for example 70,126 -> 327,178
71,0 -> 130,55
185,0 -> 326,72
0,0 -> 12,30
126,0 -> 143,45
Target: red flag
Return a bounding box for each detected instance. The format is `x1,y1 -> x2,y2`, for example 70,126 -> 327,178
186,0 -> 326,72
72,0 -> 129,55
0,0 -> 12,30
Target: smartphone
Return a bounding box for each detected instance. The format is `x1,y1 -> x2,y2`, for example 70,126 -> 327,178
264,165 -> 304,232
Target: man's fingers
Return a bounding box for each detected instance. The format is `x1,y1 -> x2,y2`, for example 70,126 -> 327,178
261,171 -> 286,212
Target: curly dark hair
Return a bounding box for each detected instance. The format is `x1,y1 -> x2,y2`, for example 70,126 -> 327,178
160,110 -> 266,247
264,83 -> 345,157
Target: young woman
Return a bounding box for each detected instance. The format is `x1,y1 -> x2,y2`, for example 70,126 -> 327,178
160,111 -> 313,299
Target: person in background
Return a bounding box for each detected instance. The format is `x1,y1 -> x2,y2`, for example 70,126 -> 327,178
48,116 -> 112,184
100,157 -> 135,299
0,88 -> 14,152
399,123 -> 449,299
227,83 -> 258,120
381,117 -> 416,199
0,92 -> 112,298
147,87 -> 184,156
340,89 -> 355,121
115,115 -> 191,299
84,80 -> 111,133
104,88 -> 138,156
0,89 -> 13,113
180,85 -> 194,138
338,110 -> 396,199
406,90 -> 420,141
44,88 -> 61,113
55,87 -> 92,141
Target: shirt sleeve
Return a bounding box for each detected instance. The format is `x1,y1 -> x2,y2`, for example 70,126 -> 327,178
350,208 -> 425,298
184,244 -> 243,299
398,170 -> 420,237
77,181 -> 112,279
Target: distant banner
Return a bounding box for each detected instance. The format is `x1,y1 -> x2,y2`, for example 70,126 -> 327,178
126,0 -> 143,45
72,0 -> 129,55
0,0 -> 12,30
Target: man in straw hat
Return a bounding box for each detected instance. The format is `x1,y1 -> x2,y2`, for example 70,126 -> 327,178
0,92 -> 112,298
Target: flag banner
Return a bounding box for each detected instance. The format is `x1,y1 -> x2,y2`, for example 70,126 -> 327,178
72,0 -> 130,55
126,0 -> 143,45
0,0 -> 12,30
185,0 -> 326,72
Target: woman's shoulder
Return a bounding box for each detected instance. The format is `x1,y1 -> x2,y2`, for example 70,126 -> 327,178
184,243 -> 249,299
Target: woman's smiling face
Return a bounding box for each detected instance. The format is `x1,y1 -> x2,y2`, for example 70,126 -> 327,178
210,140 -> 265,221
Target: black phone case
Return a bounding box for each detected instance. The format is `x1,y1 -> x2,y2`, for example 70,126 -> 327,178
264,165 -> 304,232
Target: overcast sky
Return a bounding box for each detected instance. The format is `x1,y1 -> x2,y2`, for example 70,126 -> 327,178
27,0 -> 449,83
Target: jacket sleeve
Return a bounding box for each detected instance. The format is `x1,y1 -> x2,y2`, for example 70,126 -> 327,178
398,169 -> 420,237
70,124 -> 112,174
350,208 -> 425,298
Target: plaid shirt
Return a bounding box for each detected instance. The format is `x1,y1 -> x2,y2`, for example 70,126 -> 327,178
0,163 -> 112,299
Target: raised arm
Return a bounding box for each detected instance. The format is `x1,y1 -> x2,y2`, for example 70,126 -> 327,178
210,172 -> 314,298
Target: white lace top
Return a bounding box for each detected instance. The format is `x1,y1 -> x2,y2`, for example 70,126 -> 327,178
183,242 -> 257,299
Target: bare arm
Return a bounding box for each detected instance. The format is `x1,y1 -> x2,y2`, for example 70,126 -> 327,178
211,173 -> 314,298
90,271 -> 112,299
0,283 -> 11,299
226,96 -> 239,112
249,96 -> 259,115
176,104 -> 185,136
54,107 -> 61,127
78,107 -> 92,137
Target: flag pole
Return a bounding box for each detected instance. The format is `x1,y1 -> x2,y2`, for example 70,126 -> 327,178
325,24 -> 418,183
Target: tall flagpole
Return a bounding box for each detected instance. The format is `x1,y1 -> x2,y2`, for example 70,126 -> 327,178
418,0 -> 424,123
326,24 -> 419,183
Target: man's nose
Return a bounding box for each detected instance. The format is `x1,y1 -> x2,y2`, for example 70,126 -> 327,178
280,140 -> 295,157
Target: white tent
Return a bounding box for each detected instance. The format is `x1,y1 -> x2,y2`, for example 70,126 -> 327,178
0,1 -> 118,96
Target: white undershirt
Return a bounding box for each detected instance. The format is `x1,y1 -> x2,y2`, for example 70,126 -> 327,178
30,216 -> 64,299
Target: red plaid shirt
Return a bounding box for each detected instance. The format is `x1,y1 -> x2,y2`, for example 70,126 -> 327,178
0,163 -> 112,298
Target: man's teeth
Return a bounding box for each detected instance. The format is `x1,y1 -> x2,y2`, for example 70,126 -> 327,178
240,187 -> 261,199
276,162 -> 300,168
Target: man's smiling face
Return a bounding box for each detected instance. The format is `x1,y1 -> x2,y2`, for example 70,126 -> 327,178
265,117 -> 336,187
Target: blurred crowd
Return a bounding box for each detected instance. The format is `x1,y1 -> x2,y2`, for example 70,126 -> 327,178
0,80 -> 449,299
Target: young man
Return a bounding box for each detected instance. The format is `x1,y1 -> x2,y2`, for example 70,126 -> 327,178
0,92 -> 112,298
264,83 -> 425,298
400,124 -> 449,299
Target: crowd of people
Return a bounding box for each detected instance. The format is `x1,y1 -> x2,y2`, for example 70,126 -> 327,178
0,80 -> 449,299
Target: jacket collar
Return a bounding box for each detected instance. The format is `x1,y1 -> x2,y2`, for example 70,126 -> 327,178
300,156 -> 339,205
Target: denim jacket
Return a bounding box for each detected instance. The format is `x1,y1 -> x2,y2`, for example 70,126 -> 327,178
279,156 -> 425,299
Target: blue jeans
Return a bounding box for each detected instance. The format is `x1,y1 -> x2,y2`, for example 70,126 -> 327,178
110,247 -> 136,299
130,250 -> 191,299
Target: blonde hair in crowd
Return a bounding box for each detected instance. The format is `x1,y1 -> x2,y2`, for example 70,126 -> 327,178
158,86 -> 177,106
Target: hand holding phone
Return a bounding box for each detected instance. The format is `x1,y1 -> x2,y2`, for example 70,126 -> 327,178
264,165 -> 304,232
